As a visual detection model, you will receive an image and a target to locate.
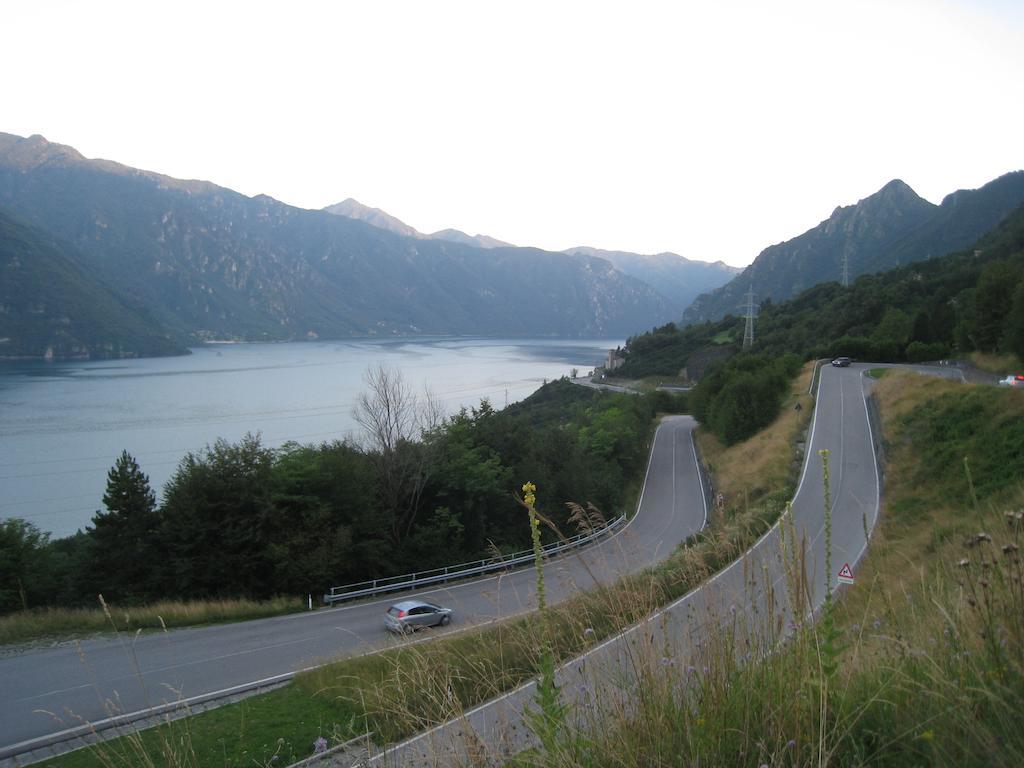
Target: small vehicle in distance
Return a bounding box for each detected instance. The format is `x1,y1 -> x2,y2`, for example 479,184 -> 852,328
998,374 -> 1024,388
385,599 -> 453,633
831,357 -> 852,367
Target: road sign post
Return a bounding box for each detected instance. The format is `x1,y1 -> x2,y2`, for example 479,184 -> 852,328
837,563 -> 855,585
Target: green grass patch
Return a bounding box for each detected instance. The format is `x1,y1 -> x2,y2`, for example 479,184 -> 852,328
710,330 -> 733,345
866,367 -> 890,378
35,682 -> 347,768
891,382 -> 1024,505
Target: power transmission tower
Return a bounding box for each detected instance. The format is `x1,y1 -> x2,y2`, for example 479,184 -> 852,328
742,287 -> 756,348
841,251 -> 850,287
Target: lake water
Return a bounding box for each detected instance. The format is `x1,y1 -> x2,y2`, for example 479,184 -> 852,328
0,337 -> 618,539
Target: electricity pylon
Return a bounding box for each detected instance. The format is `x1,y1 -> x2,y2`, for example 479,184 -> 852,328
742,287 -> 756,348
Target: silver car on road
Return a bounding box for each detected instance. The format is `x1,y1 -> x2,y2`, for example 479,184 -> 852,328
385,599 -> 453,633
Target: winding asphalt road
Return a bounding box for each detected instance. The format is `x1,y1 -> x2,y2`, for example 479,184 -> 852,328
357,362 -> 966,767
0,417 -> 708,762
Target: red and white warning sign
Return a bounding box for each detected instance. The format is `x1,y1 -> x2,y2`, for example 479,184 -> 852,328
837,563 -> 855,585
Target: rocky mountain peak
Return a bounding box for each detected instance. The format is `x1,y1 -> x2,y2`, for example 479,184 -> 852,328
323,198 -> 513,248
322,198 -> 419,238
0,132 -> 86,171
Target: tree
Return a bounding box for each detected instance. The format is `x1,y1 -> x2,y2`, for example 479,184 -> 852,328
1003,278 -> 1024,360
424,409 -> 511,557
159,434 -> 275,597
353,365 -> 441,546
965,260 -> 1022,351
870,307 -> 912,360
0,519 -> 50,613
88,450 -> 160,601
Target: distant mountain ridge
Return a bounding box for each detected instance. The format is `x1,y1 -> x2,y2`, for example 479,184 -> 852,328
682,172 -> 1024,324
0,132 -> 677,358
325,200 -> 739,311
563,246 -> 739,313
323,198 -> 514,249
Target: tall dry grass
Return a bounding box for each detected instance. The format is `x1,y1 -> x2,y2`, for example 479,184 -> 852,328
969,351 -> 1023,375
512,369 -> 1024,767
0,596 -> 305,646
697,360 -> 814,509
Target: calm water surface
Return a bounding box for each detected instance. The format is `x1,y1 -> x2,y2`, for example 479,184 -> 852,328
0,338 -> 618,538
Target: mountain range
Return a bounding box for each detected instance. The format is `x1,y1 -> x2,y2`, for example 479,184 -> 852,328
683,172 -> 1024,324
3,130 -> 1021,361
0,132 -> 725,359
322,200 -> 740,313
561,247 -> 738,313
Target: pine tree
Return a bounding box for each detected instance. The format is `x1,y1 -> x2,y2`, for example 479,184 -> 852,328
88,450 -> 159,601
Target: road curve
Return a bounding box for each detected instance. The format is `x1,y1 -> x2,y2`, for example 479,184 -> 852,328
0,417 -> 708,761
360,362 -> 965,767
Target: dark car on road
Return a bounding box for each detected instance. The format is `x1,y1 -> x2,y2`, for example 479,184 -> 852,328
385,599 -> 453,633
831,357 -> 852,367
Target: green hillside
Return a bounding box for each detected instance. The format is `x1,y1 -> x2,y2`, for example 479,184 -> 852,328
683,171 -> 1024,325
616,202 -> 1024,445
0,210 -> 185,359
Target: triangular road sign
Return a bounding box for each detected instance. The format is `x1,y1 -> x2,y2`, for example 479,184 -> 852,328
837,563 -> 855,585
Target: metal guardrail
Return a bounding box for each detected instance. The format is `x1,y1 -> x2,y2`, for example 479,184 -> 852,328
323,514 -> 626,604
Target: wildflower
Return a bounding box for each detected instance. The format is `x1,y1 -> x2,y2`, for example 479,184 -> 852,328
920,730 -> 934,742
313,737 -> 329,754
686,665 -> 697,675
957,558 -> 970,568
1003,543 -> 1019,554
522,481 -> 537,508
583,627 -> 596,638
873,618 -> 882,630
660,656 -> 675,667
787,740 -> 797,749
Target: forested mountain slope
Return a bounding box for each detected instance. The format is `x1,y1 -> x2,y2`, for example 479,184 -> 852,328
0,209 -> 184,359
683,172 -> 1024,324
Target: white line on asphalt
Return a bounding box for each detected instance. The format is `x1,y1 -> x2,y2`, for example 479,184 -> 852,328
688,424 -> 709,531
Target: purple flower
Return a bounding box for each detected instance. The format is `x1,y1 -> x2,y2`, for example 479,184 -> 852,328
313,736 -> 329,754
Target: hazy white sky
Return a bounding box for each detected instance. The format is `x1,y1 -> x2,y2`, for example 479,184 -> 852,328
3,0 -> 1023,267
